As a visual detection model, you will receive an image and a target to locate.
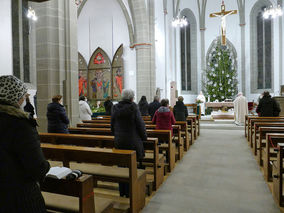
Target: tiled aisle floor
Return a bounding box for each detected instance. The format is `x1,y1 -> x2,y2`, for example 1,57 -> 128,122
142,128 -> 280,213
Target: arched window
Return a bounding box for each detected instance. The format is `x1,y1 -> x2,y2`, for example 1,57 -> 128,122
250,0 -> 273,92
180,9 -> 197,93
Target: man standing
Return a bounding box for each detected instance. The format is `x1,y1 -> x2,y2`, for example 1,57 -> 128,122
196,91 -> 206,116
234,92 -> 248,125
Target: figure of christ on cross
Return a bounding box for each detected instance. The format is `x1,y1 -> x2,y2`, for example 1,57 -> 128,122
209,0 -> 237,45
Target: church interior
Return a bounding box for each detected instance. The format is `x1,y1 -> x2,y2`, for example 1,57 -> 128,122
1,0 -> 284,212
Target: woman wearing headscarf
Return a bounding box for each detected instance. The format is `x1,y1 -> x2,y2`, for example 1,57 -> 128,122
0,75 -> 50,213
46,95 -> 70,133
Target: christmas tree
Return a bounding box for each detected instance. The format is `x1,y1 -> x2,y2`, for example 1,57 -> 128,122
204,39 -> 238,102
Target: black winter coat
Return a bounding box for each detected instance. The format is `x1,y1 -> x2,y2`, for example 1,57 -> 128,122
111,100 -> 147,160
104,100 -> 113,115
256,96 -> 281,117
24,102 -> 35,118
47,102 -> 70,133
148,101 -> 161,119
0,104 -> 50,213
138,101 -> 149,116
173,101 -> 188,121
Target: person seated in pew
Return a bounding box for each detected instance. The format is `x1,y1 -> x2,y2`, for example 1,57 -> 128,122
79,95 -> 92,122
0,75 -> 50,213
152,99 -> 176,133
148,95 -> 161,119
256,91 -> 281,117
138,95 -> 149,116
47,95 -> 70,133
173,96 -> 188,121
111,89 -> 147,198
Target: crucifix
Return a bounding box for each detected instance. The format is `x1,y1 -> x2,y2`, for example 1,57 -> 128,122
209,0 -> 237,45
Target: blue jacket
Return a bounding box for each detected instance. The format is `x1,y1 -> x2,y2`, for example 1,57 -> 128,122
47,102 -> 69,133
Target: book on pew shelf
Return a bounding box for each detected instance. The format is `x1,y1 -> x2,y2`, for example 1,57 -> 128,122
46,167 -> 72,179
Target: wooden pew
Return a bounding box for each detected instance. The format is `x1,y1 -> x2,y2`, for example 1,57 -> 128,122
187,115 -> 199,138
272,143 -> 284,207
78,123 -> 111,128
249,118 -> 284,148
40,132 -> 164,191
142,116 -> 151,121
175,121 -> 191,150
41,143 -> 146,213
41,175 -> 95,213
256,126 -> 284,166
146,125 -> 183,161
72,126 -> 175,173
245,115 -> 257,138
253,122 -> 284,155
263,133 -> 284,182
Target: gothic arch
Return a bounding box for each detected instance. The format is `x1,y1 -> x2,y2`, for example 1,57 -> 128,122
179,8 -> 198,94
250,0 -> 274,93
77,0 -> 134,45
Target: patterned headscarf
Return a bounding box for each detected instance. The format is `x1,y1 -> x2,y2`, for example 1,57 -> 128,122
0,75 -> 27,106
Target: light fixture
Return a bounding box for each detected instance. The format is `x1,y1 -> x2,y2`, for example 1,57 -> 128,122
27,7 -> 37,21
263,4 -> 283,19
172,16 -> 188,28
75,0 -> 83,6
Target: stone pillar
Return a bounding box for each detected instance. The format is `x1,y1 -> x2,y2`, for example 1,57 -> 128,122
33,0 -> 79,132
128,0 -> 155,101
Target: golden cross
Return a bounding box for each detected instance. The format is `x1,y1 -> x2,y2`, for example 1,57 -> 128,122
209,1 -> 237,45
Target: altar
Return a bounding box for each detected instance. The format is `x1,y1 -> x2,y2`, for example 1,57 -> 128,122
205,102 -> 234,110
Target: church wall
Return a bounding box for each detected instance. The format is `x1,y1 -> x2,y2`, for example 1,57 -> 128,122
77,0 -> 137,97
175,0 -> 201,104
0,0 -> 13,76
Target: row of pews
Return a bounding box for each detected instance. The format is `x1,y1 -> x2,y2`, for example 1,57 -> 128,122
245,115 -> 284,208
40,115 -> 200,213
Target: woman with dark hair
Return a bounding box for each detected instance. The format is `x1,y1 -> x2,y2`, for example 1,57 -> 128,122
138,95 -> 149,116
0,75 -> 50,212
79,95 -> 92,121
152,99 -> 176,132
24,94 -> 35,119
256,91 -> 281,117
104,96 -> 113,115
47,95 -> 70,133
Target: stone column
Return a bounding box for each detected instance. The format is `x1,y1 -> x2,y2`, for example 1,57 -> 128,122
33,0 -> 79,132
128,0 -> 155,101
278,0 -> 283,86
237,0 -> 246,95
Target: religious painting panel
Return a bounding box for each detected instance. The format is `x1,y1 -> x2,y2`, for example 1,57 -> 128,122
78,52 -> 88,97
88,69 -> 111,100
88,48 -> 112,100
112,44 -> 124,100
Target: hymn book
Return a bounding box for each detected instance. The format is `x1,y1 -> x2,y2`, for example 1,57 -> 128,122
46,167 -> 72,179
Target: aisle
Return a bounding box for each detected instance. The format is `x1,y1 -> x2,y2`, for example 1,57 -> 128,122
142,128 -> 280,213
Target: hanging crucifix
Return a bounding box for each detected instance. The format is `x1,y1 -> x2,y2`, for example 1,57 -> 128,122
209,0 -> 237,45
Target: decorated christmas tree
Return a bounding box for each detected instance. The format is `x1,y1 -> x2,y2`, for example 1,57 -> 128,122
204,39 -> 238,102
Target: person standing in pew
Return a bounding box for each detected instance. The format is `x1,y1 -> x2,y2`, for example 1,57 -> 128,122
104,96 -> 113,115
148,95 -> 161,119
138,95 -> 149,116
111,89 -> 147,198
47,95 -> 70,133
0,75 -> 50,213
152,99 -> 176,133
173,96 -> 188,121
256,91 -> 281,117
79,95 -> 92,122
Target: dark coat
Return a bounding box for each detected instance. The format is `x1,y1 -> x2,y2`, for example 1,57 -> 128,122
0,104 -> 50,213
148,101 -> 161,119
24,102 -> 35,118
104,100 -> 113,116
138,100 -> 149,116
173,101 -> 188,121
256,96 -> 281,117
47,102 -> 70,133
111,100 -> 147,160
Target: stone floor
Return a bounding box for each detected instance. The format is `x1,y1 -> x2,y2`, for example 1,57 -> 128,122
142,127 -> 281,213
